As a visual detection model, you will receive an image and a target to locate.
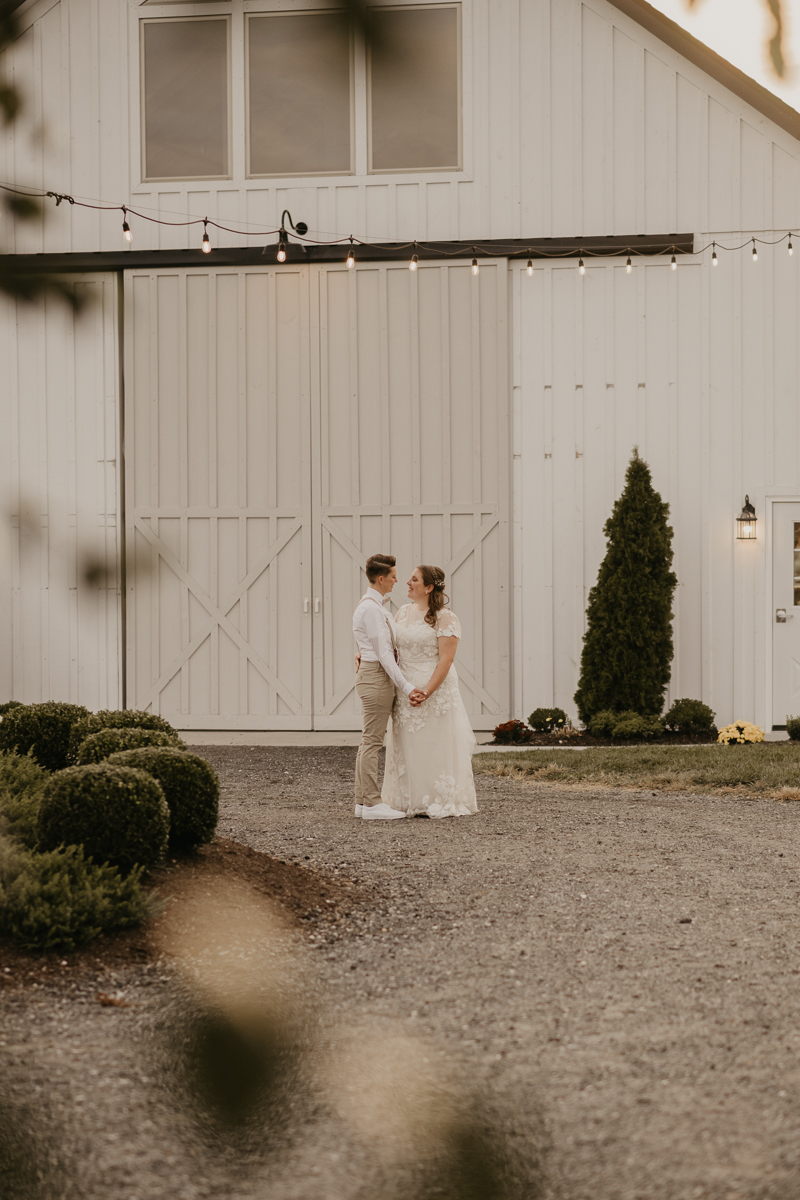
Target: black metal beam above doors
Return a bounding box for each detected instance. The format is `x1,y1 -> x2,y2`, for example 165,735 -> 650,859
0,234 -> 695,274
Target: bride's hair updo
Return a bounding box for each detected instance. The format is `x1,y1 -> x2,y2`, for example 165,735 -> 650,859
418,565 -> 449,628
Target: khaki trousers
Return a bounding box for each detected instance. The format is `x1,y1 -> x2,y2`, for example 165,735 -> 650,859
354,661 -> 395,806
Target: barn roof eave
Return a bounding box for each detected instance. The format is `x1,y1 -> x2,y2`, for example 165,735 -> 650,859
605,0 -> 800,142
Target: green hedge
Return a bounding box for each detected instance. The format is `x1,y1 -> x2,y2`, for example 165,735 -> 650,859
0,702 -> 90,772
37,763 -> 170,874
68,709 -> 179,764
663,698 -> 716,735
528,707 -> 568,732
75,727 -> 184,765
0,836 -> 151,952
0,700 -> 23,716
0,750 -> 49,849
107,747 -> 218,849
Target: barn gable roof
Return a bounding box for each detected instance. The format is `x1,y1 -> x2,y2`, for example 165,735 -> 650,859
607,0 -> 800,140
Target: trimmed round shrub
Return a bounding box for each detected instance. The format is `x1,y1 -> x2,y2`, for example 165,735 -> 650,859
611,712 -> 664,740
37,763 -> 169,874
786,716 -> 800,742
663,698 -> 716,734
528,707 -> 568,732
491,720 -> 532,745
107,747 -> 218,849
75,726 -> 184,765
0,750 -> 49,849
0,702 -> 90,771
588,710 -> 617,738
68,709 -> 179,764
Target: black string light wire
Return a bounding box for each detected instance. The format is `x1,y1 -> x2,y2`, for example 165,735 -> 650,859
1,181 -> 799,273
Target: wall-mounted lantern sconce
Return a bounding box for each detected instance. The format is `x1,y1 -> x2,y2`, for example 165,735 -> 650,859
736,495 -> 757,540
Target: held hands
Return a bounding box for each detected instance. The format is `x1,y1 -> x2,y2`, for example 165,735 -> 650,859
409,688 -> 428,707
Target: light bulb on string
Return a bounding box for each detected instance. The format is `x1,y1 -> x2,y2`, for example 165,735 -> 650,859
578,258 -> 585,275
121,206 -> 131,243
626,256 -> 632,274
526,257 -> 533,276
471,257 -> 479,276
202,219 -> 211,254
409,253 -> 418,271
277,232 -> 287,263
671,254 -> 677,271
346,237 -> 355,269
711,242 -> 718,266
789,235 -> 794,257
752,238 -> 758,263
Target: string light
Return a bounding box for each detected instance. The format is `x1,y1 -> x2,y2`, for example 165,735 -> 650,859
671,254 -> 677,270
712,242 -> 718,266
202,219 -> 211,254
346,237 -> 355,268
526,257 -> 533,276
471,257 -> 479,275
578,258 -> 585,275
277,232 -> 287,263
626,256 -> 632,273
789,235 -> 794,257
409,253 -> 418,271
752,238 -> 758,263
121,206 -> 131,243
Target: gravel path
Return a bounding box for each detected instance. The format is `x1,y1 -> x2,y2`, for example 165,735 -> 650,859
3,745 -> 800,1200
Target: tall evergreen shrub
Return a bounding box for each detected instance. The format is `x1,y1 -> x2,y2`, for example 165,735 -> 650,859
574,449 -> 677,722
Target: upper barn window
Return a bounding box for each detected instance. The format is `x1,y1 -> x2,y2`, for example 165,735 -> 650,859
247,12 -> 353,177
368,4 -> 461,173
139,4 -> 460,181
141,16 -> 231,181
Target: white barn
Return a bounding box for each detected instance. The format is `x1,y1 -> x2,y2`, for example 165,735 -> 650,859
2,0 -> 800,736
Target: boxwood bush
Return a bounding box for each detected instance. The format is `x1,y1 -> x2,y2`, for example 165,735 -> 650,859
587,710 -> 617,738
107,747 -> 219,849
528,706 -> 568,732
785,716 -> 800,742
0,750 -> 49,849
37,763 -> 170,874
67,709 -> 179,764
75,727 -> 184,765
0,700 -> 23,716
611,712 -> 664,740
0,836 -> 151,952
663,698 -> 716,735
0,702 -> 90,772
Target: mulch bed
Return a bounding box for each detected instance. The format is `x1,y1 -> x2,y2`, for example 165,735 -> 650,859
0,837 -> 362,986
489,732 -> 719,747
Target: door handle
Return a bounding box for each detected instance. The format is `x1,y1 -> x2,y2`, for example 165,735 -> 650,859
314,597 -> 320,614
304,597 -> 309,613
776,608 -> 792,622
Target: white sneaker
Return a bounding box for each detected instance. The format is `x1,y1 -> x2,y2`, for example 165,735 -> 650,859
354,804 -> 363,818
361,802 -> 406,821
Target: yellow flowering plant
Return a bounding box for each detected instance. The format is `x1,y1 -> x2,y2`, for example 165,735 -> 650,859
717,720 -> 765,745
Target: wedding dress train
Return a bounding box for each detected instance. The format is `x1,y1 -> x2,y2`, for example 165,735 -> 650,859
381,605 -> 478,818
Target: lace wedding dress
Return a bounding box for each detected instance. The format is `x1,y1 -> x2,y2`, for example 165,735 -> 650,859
381,605 -> 478,818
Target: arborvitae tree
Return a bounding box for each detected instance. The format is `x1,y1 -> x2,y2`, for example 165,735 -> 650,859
574,449 -> 677,722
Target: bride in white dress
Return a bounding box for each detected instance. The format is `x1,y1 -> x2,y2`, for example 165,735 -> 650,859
380,565 -> 478,819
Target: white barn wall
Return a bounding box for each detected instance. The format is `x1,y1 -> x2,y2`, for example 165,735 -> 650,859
0,276 -> 122,708
512,246 -> 800,731
2,0 -> 800,252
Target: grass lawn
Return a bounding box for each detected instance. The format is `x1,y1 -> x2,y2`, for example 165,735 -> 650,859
472,742 -> 800,800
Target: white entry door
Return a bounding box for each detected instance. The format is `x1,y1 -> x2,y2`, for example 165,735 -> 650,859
124,268 -> 313,729
311,260 -> 510,731
772,502 -> 800,728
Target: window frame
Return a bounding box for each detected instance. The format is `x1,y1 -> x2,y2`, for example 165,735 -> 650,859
140,14 -> 233,183
244,9 -> 355,180
366,2 -> 462,176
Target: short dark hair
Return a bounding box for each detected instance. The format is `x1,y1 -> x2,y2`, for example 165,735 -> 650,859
365,554 -> 396,583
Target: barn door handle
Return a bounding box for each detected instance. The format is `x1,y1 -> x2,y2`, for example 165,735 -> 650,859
314,597 -> 320,614
776,608 -> 792,622
304,597 -> 309,613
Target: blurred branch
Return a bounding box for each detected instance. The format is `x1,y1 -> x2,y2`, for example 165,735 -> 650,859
686,0 -> 786,78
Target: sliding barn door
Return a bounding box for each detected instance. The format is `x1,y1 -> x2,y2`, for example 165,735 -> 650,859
311,260 -> 510,731
124,268 -> 313,729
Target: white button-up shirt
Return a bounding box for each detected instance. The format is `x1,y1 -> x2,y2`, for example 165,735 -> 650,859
353,587 -> 414,696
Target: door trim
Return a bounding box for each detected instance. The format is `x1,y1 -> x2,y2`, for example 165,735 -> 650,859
764,493 -> 800,732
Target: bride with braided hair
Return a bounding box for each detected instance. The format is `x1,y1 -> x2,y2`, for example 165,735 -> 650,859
380,565 -> 478,818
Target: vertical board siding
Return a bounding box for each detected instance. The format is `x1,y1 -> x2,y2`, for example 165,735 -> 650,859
3,0 -> 800,253
514,250 -> 798,731
0,276 -> 121,708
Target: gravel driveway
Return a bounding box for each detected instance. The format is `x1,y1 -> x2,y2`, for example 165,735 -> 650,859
3,744 -> 800,1200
